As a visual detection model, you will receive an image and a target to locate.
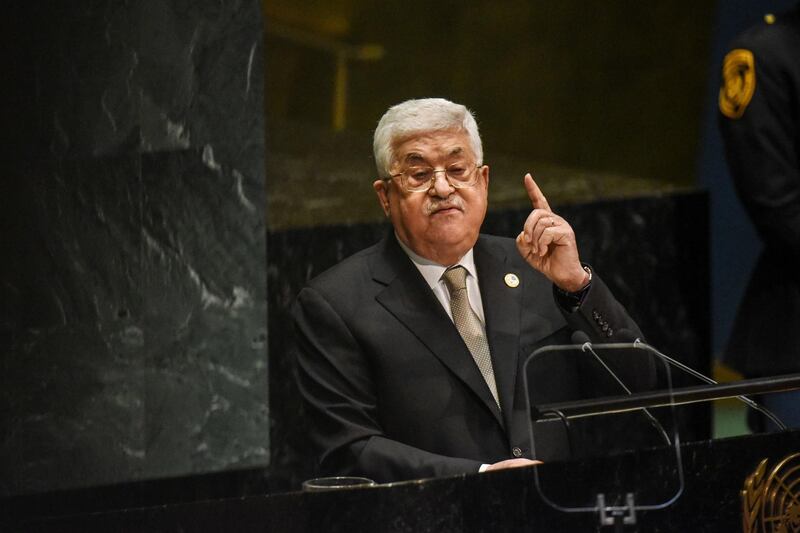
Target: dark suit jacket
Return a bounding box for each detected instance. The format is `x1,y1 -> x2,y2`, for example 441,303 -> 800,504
293,233 -> 644,483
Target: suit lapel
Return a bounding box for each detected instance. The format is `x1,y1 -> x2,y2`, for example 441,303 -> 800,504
474,236 -> 522,433
372,235 -> 504,426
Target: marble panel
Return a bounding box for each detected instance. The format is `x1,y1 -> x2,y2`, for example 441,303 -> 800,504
1,156 -> 147,495
138,148 -> 268,480
0,0 -> 267,497
1,146 -> 269,496
22,0 -> 264,162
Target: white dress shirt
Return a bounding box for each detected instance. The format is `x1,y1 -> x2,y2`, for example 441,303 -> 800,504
395,237 -> 486,327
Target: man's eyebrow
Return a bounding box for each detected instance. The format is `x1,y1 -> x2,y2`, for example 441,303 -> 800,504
403,153 -> 427,163
402,147 -> 464,163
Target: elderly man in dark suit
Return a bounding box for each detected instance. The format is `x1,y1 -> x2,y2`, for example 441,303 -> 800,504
293,98 -> 643,483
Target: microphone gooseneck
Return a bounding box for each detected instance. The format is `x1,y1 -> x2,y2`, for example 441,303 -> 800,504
615,329 -> 786,431
572,330 -> 671,445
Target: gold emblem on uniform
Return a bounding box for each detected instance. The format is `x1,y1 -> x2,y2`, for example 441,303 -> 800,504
719,49 -> 756,119
742,453 -> 800,532
504,273 -> 520,288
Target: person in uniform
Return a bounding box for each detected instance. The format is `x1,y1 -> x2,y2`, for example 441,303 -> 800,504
293,98 -> 645,482
718,4 -> 800,427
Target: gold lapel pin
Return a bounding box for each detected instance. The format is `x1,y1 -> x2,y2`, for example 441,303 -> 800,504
504,273 -> 520,288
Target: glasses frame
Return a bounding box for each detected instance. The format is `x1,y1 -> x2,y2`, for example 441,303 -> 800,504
387,163 -> 485,193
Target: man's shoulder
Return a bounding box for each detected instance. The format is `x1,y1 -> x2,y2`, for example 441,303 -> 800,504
477,233 -> 515,249
305,232 -> 527,294
730,10 -> 800,58
477,233 -> 527,265
307,240 -> 383,292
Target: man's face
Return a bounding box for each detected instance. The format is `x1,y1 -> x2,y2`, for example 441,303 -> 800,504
373,129 -> 489,265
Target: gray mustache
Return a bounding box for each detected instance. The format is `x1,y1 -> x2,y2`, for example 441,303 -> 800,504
425,197 -> 465,215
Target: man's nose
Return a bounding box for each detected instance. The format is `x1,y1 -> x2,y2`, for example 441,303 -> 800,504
429,170 -> 454,197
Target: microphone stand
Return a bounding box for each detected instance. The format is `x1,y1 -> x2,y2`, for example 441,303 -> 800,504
524,339 -> 800,530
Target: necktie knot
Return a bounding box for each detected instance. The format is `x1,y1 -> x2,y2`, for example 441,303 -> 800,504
442,265 -> 468,291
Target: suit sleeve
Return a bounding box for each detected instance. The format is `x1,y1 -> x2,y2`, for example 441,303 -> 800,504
560,272 -> 644,343
558,272 -> 656,392
293,286 -> 482,483
719,37 -> 800,256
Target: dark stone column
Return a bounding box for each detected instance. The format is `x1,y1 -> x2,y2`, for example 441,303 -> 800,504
0,1 -> 267,496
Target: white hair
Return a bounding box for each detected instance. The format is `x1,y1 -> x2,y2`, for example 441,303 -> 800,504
373,98 -> 483,178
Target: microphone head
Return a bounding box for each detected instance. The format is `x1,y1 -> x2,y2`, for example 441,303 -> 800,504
616,328 -> 642,343
570,330 -> 591,345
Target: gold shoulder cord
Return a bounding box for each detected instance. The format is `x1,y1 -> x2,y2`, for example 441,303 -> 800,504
719,49 -> 756,119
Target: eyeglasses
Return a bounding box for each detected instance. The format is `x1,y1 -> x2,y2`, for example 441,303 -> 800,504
388,163 -> 483,193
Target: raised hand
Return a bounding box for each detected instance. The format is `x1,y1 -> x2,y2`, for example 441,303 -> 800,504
515,173 -> 589,292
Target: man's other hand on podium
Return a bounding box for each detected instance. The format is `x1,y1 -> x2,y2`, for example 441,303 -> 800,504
484,458 -> 541,472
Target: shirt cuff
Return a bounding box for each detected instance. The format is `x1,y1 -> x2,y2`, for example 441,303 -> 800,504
553,265 -> 593,311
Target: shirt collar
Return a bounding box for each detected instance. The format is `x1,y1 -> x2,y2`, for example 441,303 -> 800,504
394,233 -> 478,290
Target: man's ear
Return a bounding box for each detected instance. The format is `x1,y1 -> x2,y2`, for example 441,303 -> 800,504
373,179 -> 390,216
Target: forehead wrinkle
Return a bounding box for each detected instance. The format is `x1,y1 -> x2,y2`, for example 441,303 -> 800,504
392,131 -> 473,169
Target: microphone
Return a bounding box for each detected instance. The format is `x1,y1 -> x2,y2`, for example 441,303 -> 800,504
570,330 -> 591,346
615,329 -> 786,431
615,329 -> 642,344
571,330 -> 671,445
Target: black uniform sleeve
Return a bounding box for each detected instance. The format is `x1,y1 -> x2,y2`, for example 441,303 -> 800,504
719,26 -> 800,256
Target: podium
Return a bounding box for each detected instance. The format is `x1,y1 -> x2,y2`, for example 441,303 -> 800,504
11,429 -> 800,532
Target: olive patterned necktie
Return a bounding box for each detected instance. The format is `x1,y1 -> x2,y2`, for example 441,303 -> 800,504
442,266 -> 500,409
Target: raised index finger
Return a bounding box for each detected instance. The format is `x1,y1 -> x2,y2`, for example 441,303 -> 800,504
524,173 -> 551,212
